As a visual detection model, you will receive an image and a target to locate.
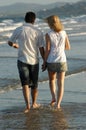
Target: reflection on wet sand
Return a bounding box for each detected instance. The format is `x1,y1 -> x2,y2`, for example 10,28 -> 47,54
0,105 -> 68,130
1,103 -> 86,130
25,106 -> 68,130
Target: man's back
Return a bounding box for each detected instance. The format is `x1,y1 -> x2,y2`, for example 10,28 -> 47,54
8,12 -> 45,113
10,23 -> 44,65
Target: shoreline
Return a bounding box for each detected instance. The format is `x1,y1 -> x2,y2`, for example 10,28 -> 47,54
0,71 -> 86,130
0,71 -> 86,110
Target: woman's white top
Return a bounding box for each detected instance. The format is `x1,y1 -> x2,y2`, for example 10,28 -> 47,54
47,30 -> 67,63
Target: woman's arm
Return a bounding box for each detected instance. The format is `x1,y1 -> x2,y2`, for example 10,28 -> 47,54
42,33 -> 51,71
44,33 -> 51,62
65,35 -> 71,50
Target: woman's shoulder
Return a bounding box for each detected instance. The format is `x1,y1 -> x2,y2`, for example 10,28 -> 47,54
59,30 -> 67,36
47,29 -> 56,36
59,30 -> 66,33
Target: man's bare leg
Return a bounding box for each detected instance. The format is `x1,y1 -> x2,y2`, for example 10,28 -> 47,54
31,87 -> 39,108
22,85 -> 30,113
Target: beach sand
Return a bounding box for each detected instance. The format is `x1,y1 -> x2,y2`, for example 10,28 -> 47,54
0,71 -> 86,130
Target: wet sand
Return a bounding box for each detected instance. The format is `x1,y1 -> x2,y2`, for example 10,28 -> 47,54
0,103 -> 86,130
0,71 -> 86,130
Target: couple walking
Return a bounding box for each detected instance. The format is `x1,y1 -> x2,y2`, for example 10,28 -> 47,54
8,12 -> 70,113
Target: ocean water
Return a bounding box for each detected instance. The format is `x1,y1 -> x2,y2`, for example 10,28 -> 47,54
0,14 -> 86,93
0,14 -> 86,130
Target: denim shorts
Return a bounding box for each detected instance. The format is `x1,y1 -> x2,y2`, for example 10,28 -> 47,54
17,60 -> 39,89
47,62 -> 68,73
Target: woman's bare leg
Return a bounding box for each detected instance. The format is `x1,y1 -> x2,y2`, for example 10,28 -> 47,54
48,71 -> 56,105
56,72 -> 65,109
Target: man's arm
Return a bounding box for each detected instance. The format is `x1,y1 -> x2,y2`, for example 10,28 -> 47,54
39,47 -> 45,60
39,46 -> 46,72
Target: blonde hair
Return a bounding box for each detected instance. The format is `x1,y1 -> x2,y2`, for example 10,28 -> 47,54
45,15 -> 64,32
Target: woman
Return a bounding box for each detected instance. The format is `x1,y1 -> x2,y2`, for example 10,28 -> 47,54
43,15 -> 70,109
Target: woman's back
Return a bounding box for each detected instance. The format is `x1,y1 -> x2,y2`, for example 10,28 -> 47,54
47,30 -> 67,63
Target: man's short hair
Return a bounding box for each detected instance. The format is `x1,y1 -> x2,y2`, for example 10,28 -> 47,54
25,12 -> 36,23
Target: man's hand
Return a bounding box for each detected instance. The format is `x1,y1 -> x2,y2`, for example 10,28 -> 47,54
12,43 -> 19,48
8,41 -> 19,48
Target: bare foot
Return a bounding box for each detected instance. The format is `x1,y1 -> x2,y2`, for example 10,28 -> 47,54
24,108 -> 30,113
24,105 -> 30,113
56,105 -> 61,109
55,105 -> 62,111
31,103 -> 41,109
50,99 -> 56,106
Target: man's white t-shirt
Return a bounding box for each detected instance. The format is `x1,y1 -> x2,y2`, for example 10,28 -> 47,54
9,23 -> 44,65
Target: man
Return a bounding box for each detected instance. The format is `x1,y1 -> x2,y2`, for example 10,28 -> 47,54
8,12 -> 45,113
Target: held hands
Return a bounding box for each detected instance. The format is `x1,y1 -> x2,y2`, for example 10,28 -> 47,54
42,62 -> 47,72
